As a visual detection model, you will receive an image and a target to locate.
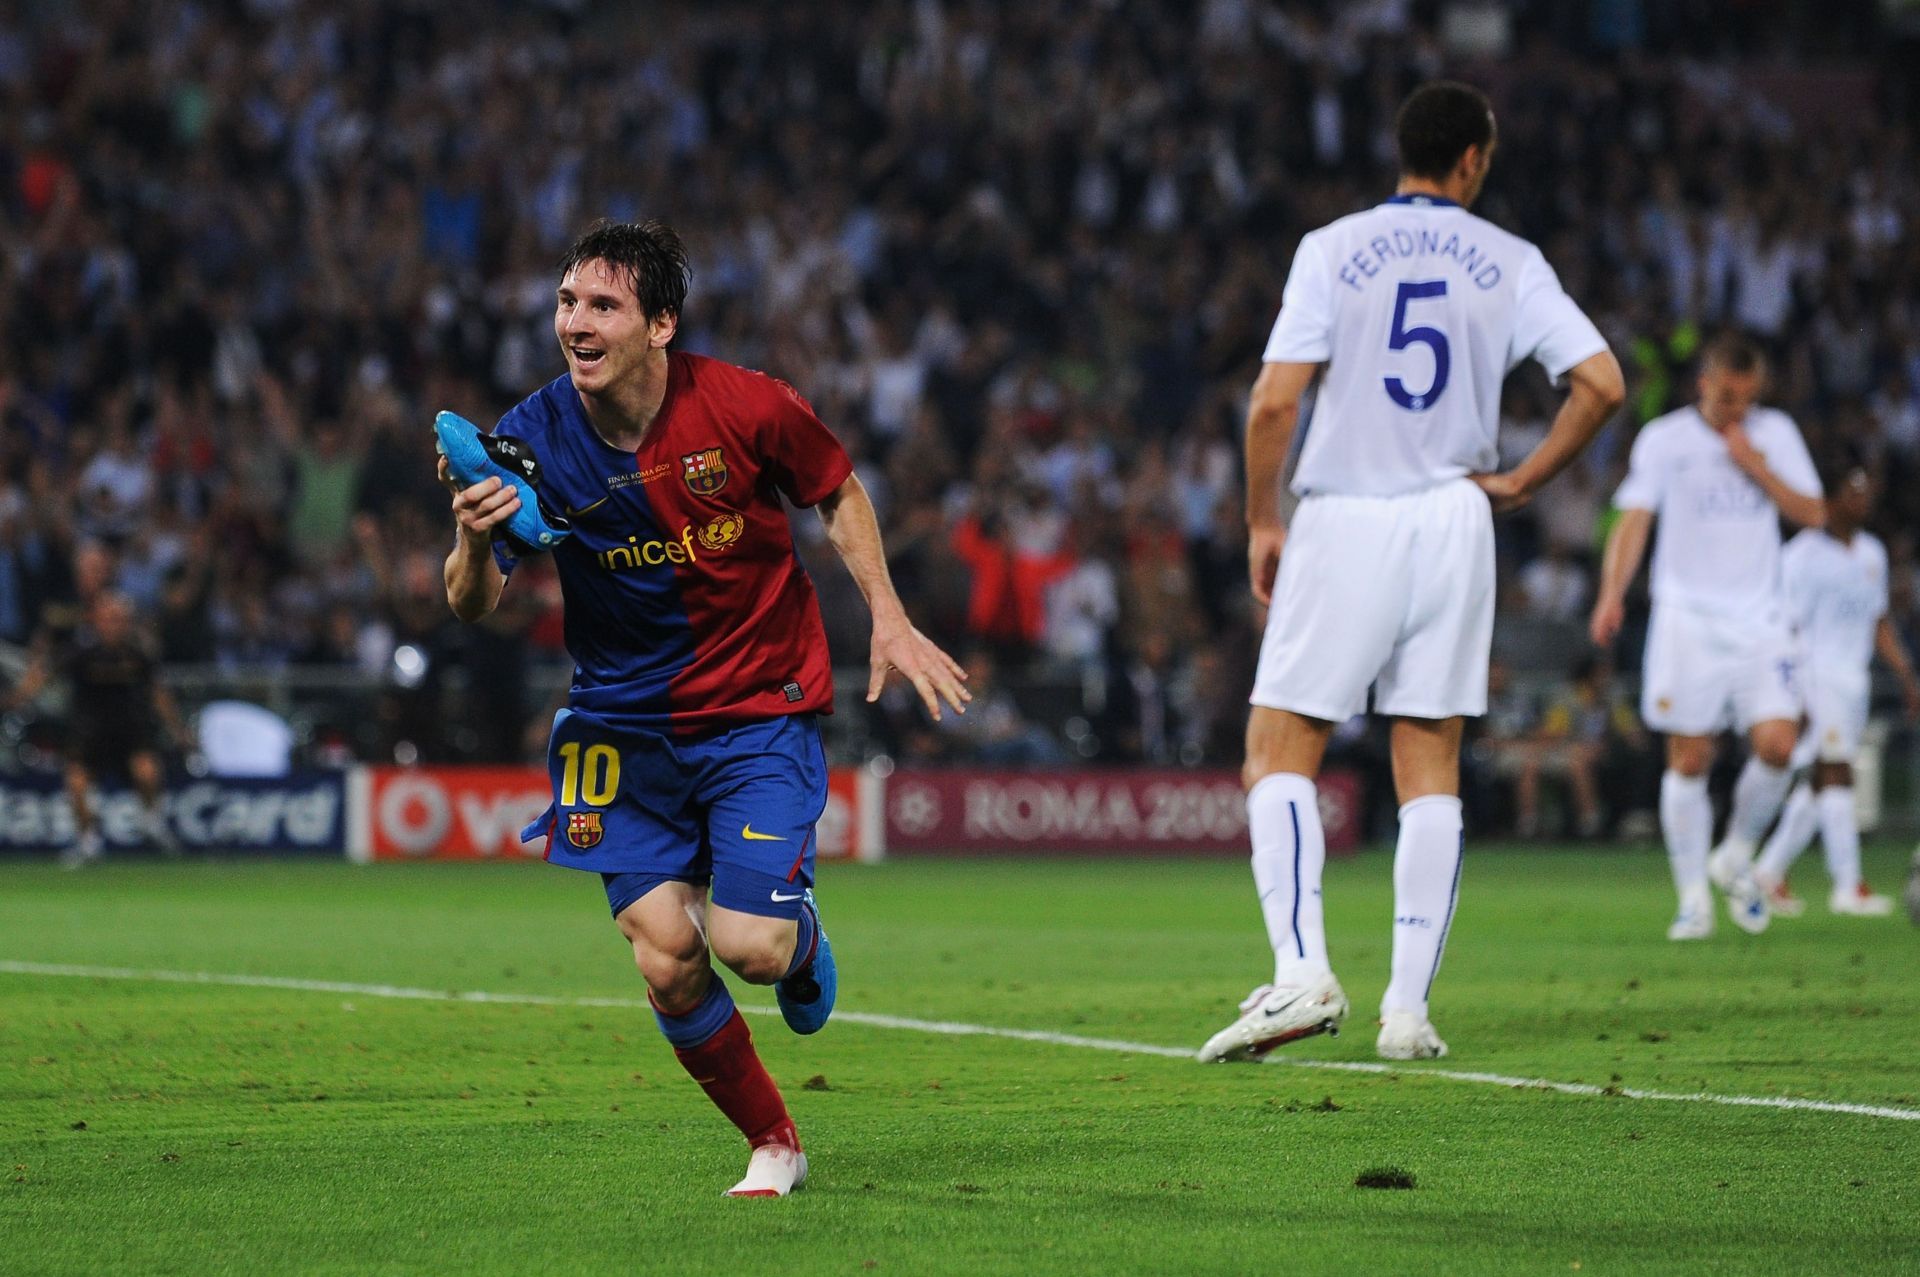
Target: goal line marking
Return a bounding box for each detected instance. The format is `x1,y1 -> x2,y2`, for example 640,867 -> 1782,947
4,959 -> 1915,1123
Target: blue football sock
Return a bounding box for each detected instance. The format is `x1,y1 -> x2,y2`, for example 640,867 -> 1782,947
783,902 -> 820,980
652,976 -> 736,1049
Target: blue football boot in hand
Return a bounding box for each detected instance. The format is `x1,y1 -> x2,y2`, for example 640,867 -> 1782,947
433,410 -> 572,556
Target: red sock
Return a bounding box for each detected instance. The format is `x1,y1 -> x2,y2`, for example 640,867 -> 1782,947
672,1009 -> 799,1151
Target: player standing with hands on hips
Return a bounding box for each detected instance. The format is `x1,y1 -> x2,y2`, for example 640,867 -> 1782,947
1590,335 -> 1824,940
1199,82 -> 1624,1064
438,220 -> 967,1197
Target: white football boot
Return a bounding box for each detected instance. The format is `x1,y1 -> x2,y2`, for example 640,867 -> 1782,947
1752,870 -> 1805,918
1376,1009 -> 1449,1060
1829,884 -> 1893,918
1196,972 -> 1348,1063
1666,889 -> 1714,941
725,1142 -> 807,1198
1723,868 -> 1771,934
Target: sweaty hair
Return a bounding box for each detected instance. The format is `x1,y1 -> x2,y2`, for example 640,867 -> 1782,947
557,219 -> 691,321
1699,331 -> 1767,377
1395,81 -> 1495,180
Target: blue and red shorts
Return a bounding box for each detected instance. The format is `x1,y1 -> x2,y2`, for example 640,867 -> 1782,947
521,708 -> 827,921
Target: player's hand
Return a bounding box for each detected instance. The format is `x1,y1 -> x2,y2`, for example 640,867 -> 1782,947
441,456 -> 521,546
1248,523 -> 1286,606
1470,470 -> 1532,514
1589,596 -> 1625,648
1720,425 -> 1768,481
868,616 -> 970,722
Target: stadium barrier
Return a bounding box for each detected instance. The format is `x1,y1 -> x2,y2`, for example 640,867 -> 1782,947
0,765 -> 1371,860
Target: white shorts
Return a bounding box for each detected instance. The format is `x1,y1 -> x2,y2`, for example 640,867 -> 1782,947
1252,479 -> 1494,721
1791,664 -> 1869,767
1640,603 -> 1800,736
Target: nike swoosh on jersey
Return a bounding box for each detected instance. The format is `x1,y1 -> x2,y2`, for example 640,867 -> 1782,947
566,496 -> 611,516
741,825 -> 787,841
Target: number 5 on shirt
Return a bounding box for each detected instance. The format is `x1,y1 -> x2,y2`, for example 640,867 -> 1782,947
557,740 -> 620,807
1385,279 -> 1450,412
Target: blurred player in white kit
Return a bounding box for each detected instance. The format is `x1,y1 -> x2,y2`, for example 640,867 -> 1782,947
1199,82 -> 1624,1064
1750,460 -> 1919,917
1590,335 -> 1825,940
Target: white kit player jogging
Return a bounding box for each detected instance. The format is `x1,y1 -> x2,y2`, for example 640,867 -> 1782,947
1754,527 -> 1893,913
1255,194 -> 1606,724
1199,193 -> 1606,1065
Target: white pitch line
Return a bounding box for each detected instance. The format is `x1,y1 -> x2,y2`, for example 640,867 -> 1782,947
4,959 -> 1916,1123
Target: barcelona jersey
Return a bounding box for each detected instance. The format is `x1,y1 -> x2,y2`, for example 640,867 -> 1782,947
493,352 -> 853,732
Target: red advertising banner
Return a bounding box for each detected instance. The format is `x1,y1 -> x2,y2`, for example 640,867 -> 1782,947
354,765 -> 878,862
880,767 -> 1362,856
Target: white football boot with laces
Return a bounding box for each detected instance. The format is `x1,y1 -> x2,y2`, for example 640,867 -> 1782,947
725,1142 -> 807,1198
1376,1009 -> 1449,1060
1197,971 -> 1347,1063
1829,884 -> 1893,917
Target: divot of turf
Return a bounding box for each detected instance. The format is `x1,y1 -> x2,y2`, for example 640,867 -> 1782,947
1354,1167 -> 1416,1190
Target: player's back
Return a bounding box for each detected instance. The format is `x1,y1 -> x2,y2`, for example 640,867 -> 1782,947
1269,196 -> 1601,498
1783,528 -> 1886,673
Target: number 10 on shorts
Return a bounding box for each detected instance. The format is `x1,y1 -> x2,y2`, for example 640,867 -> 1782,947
557,740 -> 620,806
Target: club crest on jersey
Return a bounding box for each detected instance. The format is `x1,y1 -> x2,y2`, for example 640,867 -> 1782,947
682,448 -> 728,497
566,811 -> 604,849
698,512 -> 745,551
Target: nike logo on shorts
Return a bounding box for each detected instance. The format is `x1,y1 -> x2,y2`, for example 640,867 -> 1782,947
770,890 -> 804,903
742,825 -> 787,841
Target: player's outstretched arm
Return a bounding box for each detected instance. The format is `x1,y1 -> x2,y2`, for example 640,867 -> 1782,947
1473,350 -> 1625,514
1589,507 -> 1653,648
1244,361 -> 1318,606
439,455 -> 512,622
816,473 -> 969,722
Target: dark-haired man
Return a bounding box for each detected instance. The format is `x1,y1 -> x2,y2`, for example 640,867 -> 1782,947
1752,461 -> 1918,916
440,220 -> 968,1197
1591,335 -> 1825,939
1200,82 -> 1623,1064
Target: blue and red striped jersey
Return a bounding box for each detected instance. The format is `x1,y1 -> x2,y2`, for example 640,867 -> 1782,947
492,352 -> 853,731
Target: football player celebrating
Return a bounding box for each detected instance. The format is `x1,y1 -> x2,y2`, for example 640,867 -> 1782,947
1751,460 -> 1920,916
1591,334 -> 1825,939
1198,82 -> 1623,1064
439,220 -> 967,1197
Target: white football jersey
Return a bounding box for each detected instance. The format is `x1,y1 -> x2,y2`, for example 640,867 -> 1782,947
1265,195 -> 1607,497
1613,405 -> 1821,619
1782,528 -> 1887,675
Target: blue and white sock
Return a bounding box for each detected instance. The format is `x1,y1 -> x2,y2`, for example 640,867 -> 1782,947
1248,772 -> 1328,986
1382,795 -> 1464,1020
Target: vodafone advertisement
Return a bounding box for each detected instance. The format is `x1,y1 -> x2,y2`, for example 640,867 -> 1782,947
354,766 -> 880,862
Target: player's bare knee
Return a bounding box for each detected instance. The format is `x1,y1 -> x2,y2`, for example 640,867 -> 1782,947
1751,725 -> 1796,770
1666,736 -> 1713,777
635,943 -> 709,1010
708,935 -> 788,985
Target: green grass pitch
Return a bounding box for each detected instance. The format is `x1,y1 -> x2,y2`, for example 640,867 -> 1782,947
3,845 -> 1918,1276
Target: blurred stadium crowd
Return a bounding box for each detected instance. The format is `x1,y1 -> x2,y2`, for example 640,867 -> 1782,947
1,0 -> 1917,831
